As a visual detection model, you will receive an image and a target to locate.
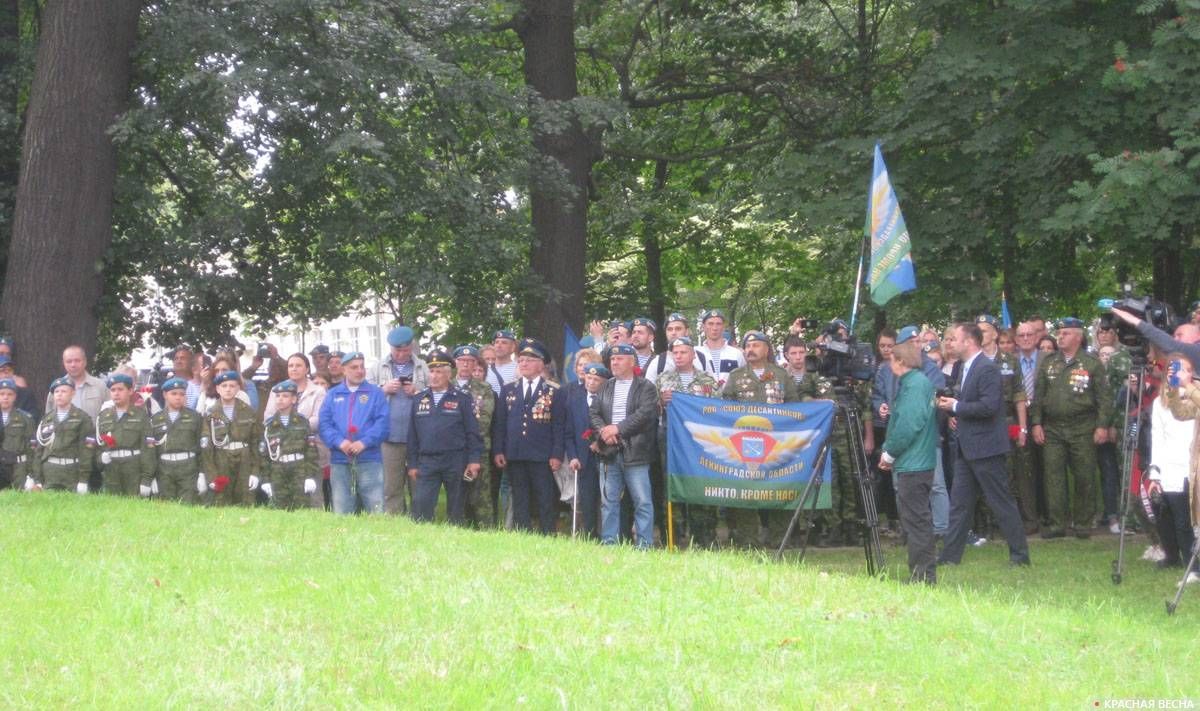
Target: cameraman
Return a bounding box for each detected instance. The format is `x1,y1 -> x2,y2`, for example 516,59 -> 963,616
877,327 -> 938,584
1110,307 -> 1200,370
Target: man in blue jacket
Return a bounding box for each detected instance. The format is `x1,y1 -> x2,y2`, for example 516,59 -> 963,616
319,351 -> 390,514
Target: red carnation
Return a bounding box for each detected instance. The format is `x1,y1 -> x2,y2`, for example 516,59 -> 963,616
212,475 -> 230,493
581,428 -> 594,441
101,433 -> 117,448
348,425 -> 358,435
634,366 -> 643,377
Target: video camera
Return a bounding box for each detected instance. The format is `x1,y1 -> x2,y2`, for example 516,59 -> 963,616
815,320 -> 876,384
1099,284 -> 1176,364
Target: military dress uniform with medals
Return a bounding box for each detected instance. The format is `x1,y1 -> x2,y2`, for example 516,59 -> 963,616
261,381 -> 320,511
93,374 -> 156,497
33,377 -> 95,491
200,372 -> 264,507
0,378 -> 35,490
408,351 -> 483,525
151,378 -> 204,504
1030,318 -> 1112,535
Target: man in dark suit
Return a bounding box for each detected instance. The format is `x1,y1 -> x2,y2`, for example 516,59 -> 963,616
492,339 -> 565,534
936,322 -> 1031,566
562,361 -> 609,537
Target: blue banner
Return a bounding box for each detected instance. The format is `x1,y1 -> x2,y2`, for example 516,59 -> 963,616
563,324 -> 582,384
666,393 -> 835,509
866,143 -> 917,306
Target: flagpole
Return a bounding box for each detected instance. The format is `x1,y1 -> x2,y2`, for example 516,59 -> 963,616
849,234 -> 867,336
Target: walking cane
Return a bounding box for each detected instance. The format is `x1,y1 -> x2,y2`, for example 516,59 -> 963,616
571,465 -> 579,538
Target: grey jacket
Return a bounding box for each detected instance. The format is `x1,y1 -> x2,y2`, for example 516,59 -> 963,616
589,376 -> 660,466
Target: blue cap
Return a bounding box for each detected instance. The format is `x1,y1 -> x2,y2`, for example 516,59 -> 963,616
106,373 -> 134,389
669,337 -> 694,348
49,375 -> 74,392
0,355 -> 12,368
387,326 -> 414,347
493,330 -> 517,342
975,314 -> 998,327
341,351 -> 364,364
700,309 -> 725,323
1057,317 -> 1085,330
741,331 -> 770,348
427,350 -> 454,368
579,335 -> 595,349
0,378 -> 17,392
309,344 -> 330,355
271,380 -> 297,394
896,325 -> 921,345
582,363 -> 611,378
829,319 -> 850,332
518,339 -> 549,363
631,317 -> 656,332
665,312 -> 688,326
922,340 -> 941,353
160,377 -> 188,392
610,344 -> 637,357
213,371 -> 240,386
453,345 -> 480,360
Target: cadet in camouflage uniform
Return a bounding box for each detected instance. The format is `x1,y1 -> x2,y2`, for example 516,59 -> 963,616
32,376 -> 95,492
975,315 -> 1029,536
454,345 -> 497,528
1030,317 -> 1112,538
657,337 -> 720,545
260,380 -> 320,511
722,331 -> 801,546
0,378 -> 35,490
151,377 -> 204,504
93,373 -> 156,497
200,370 -> 264,507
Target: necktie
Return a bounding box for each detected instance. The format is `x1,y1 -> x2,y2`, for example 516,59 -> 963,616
525,381 -> 533,403
587,394 -> 594,408
1022,356 -> 1036,401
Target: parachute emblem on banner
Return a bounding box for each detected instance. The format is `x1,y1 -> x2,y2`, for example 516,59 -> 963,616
684,415 -> 816,473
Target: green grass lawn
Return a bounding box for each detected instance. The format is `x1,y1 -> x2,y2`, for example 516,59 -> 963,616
1,492 -> 1196,708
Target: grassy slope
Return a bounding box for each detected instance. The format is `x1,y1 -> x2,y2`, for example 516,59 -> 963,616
0,492 -> 1196,708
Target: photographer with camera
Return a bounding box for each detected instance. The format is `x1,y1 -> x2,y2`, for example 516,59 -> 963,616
937,322 -> 1031,567
372,326 -> 430,516
1109,307 -> 1200,371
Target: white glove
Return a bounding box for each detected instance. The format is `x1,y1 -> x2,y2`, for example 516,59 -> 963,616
261,482 -> 273,498
248,474 -> 260,490
23,476 -> 35,491
197,473 -> 208,493
150,479 -> 159,495
303,478 -> 317,494
139,484 -> 152,497
100,452 -> 112,465
76,482 -> 88,495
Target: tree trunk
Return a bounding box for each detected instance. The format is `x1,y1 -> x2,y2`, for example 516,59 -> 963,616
1152,232 -> 1184,311
0,0 -> 19,293
642,159 -> 668,352
0,0 -> 141,394
516,0 -> 592,368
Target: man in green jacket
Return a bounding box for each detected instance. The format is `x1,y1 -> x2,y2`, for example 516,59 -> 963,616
878,326 -> 939,585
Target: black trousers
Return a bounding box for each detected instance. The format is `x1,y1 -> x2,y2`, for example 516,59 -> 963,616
1155,485 -> 1197,570
508,459 -> 559,534
575,458 -> 601,537
412,453 -> 466,525
895,470 -> 937,584
940,451 -> 1030,565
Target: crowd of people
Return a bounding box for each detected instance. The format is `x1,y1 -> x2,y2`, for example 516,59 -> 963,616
1,302 -> 1198,587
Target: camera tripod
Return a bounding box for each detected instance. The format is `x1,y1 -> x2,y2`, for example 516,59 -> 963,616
776,392 -> 885,576
1112,362 -> 1146,585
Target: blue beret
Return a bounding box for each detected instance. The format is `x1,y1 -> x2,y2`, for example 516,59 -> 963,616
701,309 -> 725,323
213,370 -> 240,386
160,377 -> 188,392
610,344 -> 637,357
1190,300 -> 1200,312
896,325 -> 921,345
631,317 -> 656,332
579,335 -> 595,348
493,330 -> 517,342
669,337 -> 694,348
518,339 -> 549,363
387,326 -> 414,347
665,312 -> 688,326
427,350 -> 454,367
329,350 -> 345,359
271,380 -> 298,394
341,351 -> 364,364
1057,317 -> 1085,330
582,363 -> 611,378
829,319 -> 850,332
975,314 -> 998,327
453,345 -> 480,360
309,344 -> 330,355
922,340 -> 941,353
0,378 -> 17,392
49,375 -> 74,392
106,374 -> 134,389
741,331 -> 770,348
0,355 -> 11,368
0,336 -> 12,348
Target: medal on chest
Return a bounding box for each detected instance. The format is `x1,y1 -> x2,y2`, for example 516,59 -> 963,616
417,398 -> 432,415
532,390 -> 552,422
1069,368 -> 1090,394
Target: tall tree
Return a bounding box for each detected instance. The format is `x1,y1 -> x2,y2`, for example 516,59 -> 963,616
1,0 -> 142,391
